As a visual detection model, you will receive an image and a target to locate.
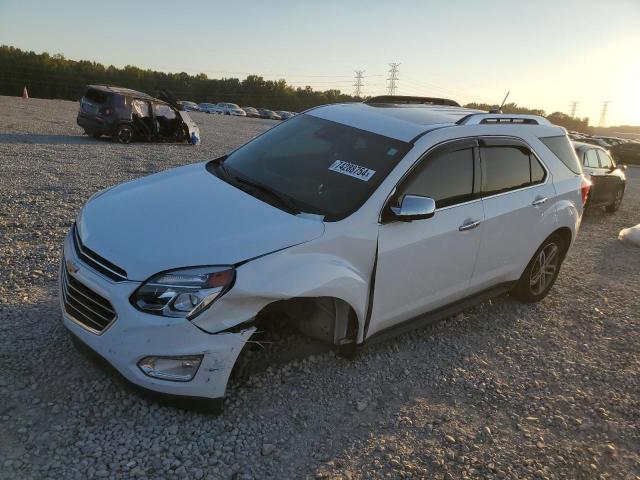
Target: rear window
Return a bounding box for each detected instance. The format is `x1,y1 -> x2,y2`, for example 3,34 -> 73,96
84,88 -> 110,104
540,135 -> 583,174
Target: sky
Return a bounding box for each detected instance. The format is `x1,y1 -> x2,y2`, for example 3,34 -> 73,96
1,0 -> 639,126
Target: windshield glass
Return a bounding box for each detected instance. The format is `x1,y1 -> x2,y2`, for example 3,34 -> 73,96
207,114 -> 410,221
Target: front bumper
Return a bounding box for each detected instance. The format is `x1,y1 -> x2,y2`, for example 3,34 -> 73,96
59,229 -> 255,400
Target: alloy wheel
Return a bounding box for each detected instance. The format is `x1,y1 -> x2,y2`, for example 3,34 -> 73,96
529,242 -> 559,295
117,127 -> 132,144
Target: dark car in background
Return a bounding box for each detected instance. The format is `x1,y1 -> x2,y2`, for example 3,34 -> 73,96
241,106 -> 260,118
573,141 -> 626,212
77,85 -> 200,144
257,108 -> 281,120
275,110 -> 295,120
610,141 -> 640,165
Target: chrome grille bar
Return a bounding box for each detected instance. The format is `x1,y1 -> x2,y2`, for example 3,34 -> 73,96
73,224 -> 128,282
61,263 -> 116,334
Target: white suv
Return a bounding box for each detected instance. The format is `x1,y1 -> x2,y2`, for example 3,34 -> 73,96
60,96 -> 588,410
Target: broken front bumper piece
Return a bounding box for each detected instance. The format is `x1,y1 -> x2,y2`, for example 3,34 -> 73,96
60,230 -> 254,403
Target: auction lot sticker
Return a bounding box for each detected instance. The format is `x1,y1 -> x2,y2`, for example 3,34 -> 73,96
329,160 -> 376,181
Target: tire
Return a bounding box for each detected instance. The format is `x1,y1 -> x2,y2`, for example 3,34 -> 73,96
114,124 -> 134,144
605,187 -> 624,213
511,233 -> 566,303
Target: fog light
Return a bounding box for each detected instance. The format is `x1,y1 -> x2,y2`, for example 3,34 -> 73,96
138,355 -> 202,382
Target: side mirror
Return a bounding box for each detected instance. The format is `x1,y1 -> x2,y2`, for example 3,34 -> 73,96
390,195 -> 436,221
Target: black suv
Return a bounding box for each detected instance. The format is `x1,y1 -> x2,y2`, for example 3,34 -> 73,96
77,85 -> 200,144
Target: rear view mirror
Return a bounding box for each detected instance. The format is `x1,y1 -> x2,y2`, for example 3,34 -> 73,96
391,195 -> 436,221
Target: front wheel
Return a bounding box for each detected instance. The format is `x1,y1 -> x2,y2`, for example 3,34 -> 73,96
511,234 -> 566,303
605,187 -> 624,213
114,124 -> 134,144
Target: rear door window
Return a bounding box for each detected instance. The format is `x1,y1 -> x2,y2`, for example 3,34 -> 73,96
482,145 -> 544,196
585,149 -> 600,168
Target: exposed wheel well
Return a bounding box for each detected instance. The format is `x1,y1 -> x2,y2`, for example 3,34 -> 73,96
255,296 -> 359,346
550,227 -> 572,256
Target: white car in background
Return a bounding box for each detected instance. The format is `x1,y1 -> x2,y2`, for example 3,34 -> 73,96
217,102 -> 246,116
198,103 -> 222,114
60,96 -> 587,411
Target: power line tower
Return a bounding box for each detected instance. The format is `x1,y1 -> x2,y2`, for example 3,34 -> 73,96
569,101 -> 579,118
387,63 -> 400,95
598,101 -> 610,127
353,70 -> 365,98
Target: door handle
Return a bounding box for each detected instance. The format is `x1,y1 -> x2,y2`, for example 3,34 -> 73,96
459,220 -> 481,231
532,196 -> 548,206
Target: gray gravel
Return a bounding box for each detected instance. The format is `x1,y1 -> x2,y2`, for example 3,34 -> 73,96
1,95 -> 639,479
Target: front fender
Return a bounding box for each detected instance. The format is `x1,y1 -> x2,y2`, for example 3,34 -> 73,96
192,249 -> 373,339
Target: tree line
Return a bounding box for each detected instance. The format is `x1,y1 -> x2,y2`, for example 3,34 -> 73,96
0,45 -> 592,132
0,45 -> 356,112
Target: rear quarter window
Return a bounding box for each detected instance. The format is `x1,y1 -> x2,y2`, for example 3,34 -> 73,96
540,135 -> 583,174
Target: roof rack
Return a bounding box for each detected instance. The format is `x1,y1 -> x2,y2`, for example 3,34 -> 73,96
365,95 -> 460,107
456,113 -> 551,126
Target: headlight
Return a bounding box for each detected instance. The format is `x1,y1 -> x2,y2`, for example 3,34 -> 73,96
131,266 -> 235,319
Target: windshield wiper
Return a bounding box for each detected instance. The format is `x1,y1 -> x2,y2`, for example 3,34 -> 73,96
211,157 -> 233,182
232,175 -> 301,214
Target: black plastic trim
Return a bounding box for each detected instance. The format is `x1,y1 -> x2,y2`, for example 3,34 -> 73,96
363,282 -> 515,346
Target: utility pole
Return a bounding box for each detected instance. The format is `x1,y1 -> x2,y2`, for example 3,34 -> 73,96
569,101 -> 579,118
598,101 -> 610,128
353,70 -> 365,98
387,63 -> 400,96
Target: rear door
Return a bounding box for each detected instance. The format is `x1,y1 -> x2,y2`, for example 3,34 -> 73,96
471,137 -> 555,290
594,149 -> 620,203
368,139 -> 484,337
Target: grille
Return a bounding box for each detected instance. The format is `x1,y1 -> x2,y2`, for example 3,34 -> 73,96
73,224 -> 128,282
61,264 -> 116,333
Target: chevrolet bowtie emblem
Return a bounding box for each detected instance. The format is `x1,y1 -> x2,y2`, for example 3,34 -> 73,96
65,258 -> 80,274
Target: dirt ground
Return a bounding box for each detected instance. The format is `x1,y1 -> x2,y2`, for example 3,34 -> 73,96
0,95 -> 638,479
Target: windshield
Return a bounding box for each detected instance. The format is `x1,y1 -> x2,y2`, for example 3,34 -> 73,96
207,114 -> 411,221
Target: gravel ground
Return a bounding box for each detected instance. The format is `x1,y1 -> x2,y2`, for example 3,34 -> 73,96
0,95 -> 639,480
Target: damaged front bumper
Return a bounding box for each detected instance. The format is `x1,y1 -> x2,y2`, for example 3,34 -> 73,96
59,231 -> 254,402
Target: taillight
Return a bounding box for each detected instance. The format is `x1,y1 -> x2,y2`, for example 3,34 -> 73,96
99,107 -> 112,116
581,176 -> 591,206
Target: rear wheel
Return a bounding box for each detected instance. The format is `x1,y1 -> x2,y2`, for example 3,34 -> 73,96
605,187 -> 624,213
511,234 -> 566,303
114,124 -> 134,144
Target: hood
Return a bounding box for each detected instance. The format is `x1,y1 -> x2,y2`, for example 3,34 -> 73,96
77,162 -> 324,280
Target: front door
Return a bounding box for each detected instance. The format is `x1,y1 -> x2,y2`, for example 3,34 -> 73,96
367,140 -> 484,338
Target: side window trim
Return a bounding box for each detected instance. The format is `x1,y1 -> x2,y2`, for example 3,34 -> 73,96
379,137 -> 480,223
478,136 -> 550,199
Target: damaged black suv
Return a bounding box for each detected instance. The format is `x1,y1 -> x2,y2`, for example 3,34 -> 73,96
77,85 -> 200,144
